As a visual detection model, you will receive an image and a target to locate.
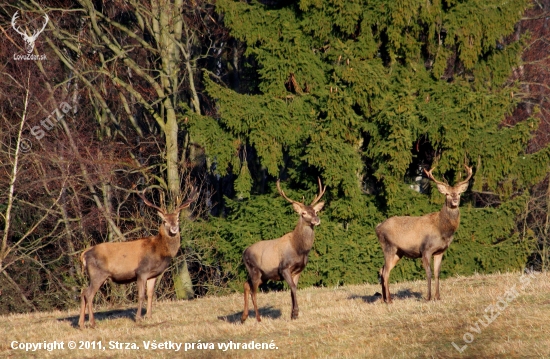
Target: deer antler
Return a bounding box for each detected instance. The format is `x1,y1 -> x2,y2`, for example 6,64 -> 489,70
138,190 -> 166,215
423,167 -> 447,186
276,180 -> 301,205
277,178 -> 326,206
455,165 -> 473,187
175,186 -> 199,212
310,177 -> 326,206
424,165 -> 472,187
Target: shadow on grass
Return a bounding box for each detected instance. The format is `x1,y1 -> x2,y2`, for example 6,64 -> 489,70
348,288 -> 423,303
347,292 -> 382,303
58,308 -> 137,328
394,288 -> 423,300
218,306 -> 282,324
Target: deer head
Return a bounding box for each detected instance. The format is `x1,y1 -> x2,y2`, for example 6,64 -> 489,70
424,165 -> 473,209
138,187 -> 198,237
277,178 -> 326,226
11,11 -> 49,54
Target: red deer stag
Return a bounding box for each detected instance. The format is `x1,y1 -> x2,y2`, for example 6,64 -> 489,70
78,187 -> 198,329
241,179 -> 326,323
376,165 -> 473,303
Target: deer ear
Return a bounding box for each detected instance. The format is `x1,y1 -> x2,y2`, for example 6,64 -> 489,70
455,182 -> 469,194
292,203 -> 304,214
435,183 -> 450,195
313,201 -> 325,212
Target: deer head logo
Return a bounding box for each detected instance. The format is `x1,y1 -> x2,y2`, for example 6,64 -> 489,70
11,11 -> 49,54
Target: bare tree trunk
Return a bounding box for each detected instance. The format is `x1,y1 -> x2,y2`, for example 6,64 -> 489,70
174,255 -> 194,299
0,81 -> 30,273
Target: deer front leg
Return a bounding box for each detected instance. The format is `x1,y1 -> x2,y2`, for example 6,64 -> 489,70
433,253 -> 444,300
421,253 -> 433,301
136,277 -> 146,321
145,277 -> 157,319
281,269 -> 299,319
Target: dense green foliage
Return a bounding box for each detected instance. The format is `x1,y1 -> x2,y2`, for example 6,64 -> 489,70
189,182 -> 531,289
182,0 -> 549,289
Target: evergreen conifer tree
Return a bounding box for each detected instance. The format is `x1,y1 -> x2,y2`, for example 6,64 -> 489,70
186,0 -> 549,287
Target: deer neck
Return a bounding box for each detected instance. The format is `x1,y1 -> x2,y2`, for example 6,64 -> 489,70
159,225 -> 181,258
291,218 -> 315,255
439,204 -> 460,239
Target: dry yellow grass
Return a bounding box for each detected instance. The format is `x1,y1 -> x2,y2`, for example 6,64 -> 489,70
1,271 -> 549,358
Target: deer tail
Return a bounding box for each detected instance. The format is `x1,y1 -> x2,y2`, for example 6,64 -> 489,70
80,248 -> 91,274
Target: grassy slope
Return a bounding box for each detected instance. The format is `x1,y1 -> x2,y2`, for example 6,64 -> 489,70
1,272 -> 549,358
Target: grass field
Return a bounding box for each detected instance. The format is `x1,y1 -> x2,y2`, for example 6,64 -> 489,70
1,271 -> 549,358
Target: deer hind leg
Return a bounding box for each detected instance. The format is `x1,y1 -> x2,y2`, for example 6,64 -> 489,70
145,277 -> 157,319
421,253 -> 433,301
381,252 -> 401,304
78,287 -> 87,329
79,269 -> 108,329
432,253 -> 444,300
242,251 -> 262,322
378,266 -> 386,302
241,280 -> 251,323
250,274 -> 262,322
292,273 -> 301,288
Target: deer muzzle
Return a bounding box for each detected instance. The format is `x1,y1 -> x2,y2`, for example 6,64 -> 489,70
169,226 -> 179,236
450,195 -> 461,208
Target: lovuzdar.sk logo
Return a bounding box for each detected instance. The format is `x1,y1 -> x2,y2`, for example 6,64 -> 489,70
11,11 -> 48,61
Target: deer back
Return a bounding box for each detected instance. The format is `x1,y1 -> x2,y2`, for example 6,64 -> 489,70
81,239 -> 149,282
377,213 -> 440,253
